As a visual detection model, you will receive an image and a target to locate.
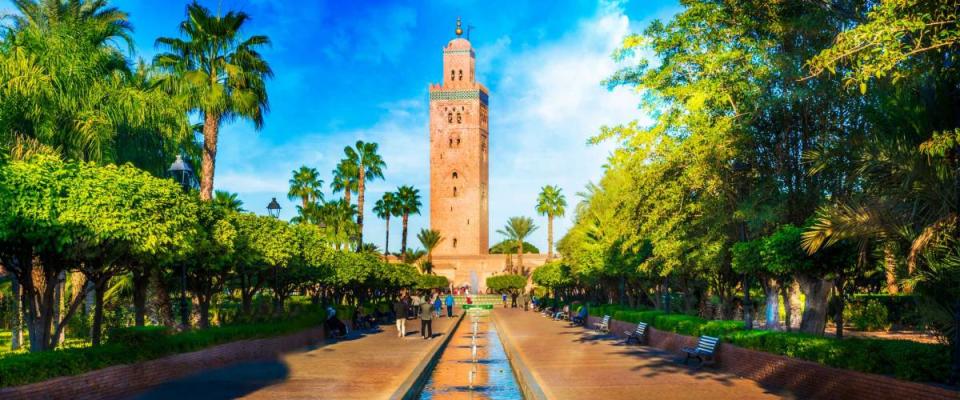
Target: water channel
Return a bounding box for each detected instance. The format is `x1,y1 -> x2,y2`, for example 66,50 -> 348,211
418,310 -> 523,399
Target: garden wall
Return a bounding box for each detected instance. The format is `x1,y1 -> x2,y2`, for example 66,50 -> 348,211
0,326 -> 325,400
587,316 -> 957,400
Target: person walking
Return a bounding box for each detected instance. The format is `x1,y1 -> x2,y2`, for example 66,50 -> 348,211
419,294 -> 434,339
444,292 -> 455,317
502,293 -> 508,308
522,292 -> 530,311
393,297 -> 408,337
433,293 -> 442,318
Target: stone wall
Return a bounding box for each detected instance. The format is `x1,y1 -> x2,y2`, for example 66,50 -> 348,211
0,327 -> 325,400
586,316 -> 957,400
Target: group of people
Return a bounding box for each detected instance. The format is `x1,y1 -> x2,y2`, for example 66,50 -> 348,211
501,291 -> 536,310
393,290 -> 456,340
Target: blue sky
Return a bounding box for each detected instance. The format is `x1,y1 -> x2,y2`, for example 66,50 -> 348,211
0,0 -> 678,252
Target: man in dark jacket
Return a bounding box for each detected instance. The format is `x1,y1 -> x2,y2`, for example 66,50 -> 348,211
419,295 -> 434,339
394,297 -> 408,337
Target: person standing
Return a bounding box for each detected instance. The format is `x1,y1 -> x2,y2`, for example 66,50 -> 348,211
444,292 -> 455,317
394,297 -> 408,337
502,293 -> 508,308
419,294 -> 434,339
522,292 -> 530,311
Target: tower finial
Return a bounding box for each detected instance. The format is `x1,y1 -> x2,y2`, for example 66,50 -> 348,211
455,17 -> 463,37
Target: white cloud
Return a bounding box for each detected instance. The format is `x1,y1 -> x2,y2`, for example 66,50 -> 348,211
214,1 -> 653,254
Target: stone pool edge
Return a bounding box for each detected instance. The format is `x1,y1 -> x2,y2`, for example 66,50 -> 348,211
391,312 -> 466,400
492,311 -> 548,400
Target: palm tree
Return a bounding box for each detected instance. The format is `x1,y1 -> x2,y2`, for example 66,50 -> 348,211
154,1 -> 273,201
343,141 -> 386,250
498,217 -> 538,274
536,185 -> 567,259
396,185 -> 422,256
317,199 -> 358,251
288,166 -> 324,211
213,190 -> 244,212
417,229 -> 444,274
373,192 -> 401,256
330,159 -> 359,205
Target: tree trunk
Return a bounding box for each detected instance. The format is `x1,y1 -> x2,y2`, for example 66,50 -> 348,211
198,296 -> 211,329
884,243 -> 898,294
11,279 -> 22,351
516,239 -> 524,274
547,215 -> 554,259
763,277 -> 780,330
91,279 -> 106,346
797,274 -> 834,335
199,112 -> 221,201
401,214 -> 409,256
133,269 -> 148,327
344,189 -> 352,206
357,161 -> 365,250
150,268 -> 175,328
384,216 -> 390,256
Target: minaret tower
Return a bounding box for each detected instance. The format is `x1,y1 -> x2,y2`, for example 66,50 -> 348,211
429,18 -> 490,256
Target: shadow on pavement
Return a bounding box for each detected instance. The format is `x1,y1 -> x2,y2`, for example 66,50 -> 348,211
127,359 -> 290,400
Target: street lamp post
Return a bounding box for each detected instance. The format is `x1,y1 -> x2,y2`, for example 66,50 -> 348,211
267,197 -> 282,218
167,155 -> 193,329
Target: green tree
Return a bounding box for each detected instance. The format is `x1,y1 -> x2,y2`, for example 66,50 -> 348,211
154,1 -> 273,201
373,191 -> 400,256
396,185 -> 421,255
342,141 -> 385,250
288,166 -> 324,211
213,190 -> 244,212
497,217 -> 538,275
0,0 -> 189,163
486,274 -> 527,307
489,239 -> 539,254
330,159 -> 358,205
416,229 -> 444,274
536,185 -> 567,259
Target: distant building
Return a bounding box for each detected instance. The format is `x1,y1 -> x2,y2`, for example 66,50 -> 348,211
428,19 -> 547,292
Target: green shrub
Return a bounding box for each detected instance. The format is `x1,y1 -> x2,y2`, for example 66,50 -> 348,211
0,310 -> 324,388
849,294 -> 920,328
844,299 -> 891,331
604,306 -> 949,384
107,326 -> 170,347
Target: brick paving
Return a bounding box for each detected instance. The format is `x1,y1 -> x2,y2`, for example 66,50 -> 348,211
493,308 -> 793,400
129,316 -> 458,400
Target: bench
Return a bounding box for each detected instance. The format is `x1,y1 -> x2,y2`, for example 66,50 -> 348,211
571,307 -> 588,326
623,322 -> 648,345
594,315 -> 611,333
682,335 -> 720,367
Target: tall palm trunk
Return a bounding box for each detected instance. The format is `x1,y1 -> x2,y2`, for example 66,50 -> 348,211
344,190 -> 351,205
547,214 -> 554,259
199,112 -> 221,201
883,243 -> 898,294
384,216 -> 391,256
401,213 -> 410,255
356,166 -> 366,250
516,239 -> 524,274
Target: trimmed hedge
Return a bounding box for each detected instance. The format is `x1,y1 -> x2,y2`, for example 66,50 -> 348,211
0,310 -> 325,388
599,307 -> 949,384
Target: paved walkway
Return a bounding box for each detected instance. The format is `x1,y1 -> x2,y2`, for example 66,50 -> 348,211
129,316 -> 458,400
493,308 -> 793,399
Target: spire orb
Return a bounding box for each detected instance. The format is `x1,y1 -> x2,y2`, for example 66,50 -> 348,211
455,17 -> 463,37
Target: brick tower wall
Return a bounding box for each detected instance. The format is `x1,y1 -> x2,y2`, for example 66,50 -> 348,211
429,37 -> 489,256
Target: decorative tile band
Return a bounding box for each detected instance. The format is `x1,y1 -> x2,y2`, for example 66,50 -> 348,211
430,90 -> 489,105
444,49 -> 474,56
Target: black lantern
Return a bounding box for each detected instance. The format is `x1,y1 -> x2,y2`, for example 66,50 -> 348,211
167,155 -> 194,191
267,197 -> 282,218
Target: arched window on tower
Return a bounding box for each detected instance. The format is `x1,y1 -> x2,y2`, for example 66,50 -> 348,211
452,171 -> 458,179
453,187 -> 457,197
450,70 -> 455,81
458,69 -> 463,81
449,138 -> 453,147
456,138 -> 461,146
456,113 -> 462,123
453,238 -> 458,248
448,113 -> 453,123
